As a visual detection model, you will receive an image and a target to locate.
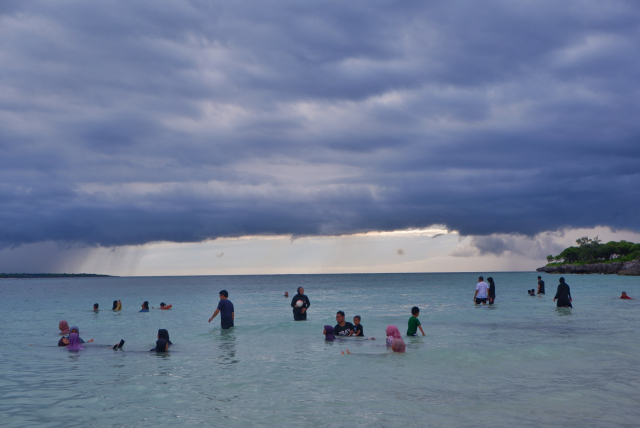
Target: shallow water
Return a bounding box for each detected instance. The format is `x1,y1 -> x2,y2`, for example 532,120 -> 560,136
1,272 -> 639,427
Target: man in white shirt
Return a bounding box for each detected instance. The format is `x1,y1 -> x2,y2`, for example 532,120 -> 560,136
474,276 -> 489,305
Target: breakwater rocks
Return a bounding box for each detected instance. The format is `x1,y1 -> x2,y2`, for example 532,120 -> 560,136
536,260 -> 640,275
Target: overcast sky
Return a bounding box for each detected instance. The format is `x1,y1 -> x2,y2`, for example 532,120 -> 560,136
1,1 -> 639,274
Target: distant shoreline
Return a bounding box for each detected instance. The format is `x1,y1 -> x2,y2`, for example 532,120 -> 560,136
0,273 -> 115,278
536,260 -> 640,276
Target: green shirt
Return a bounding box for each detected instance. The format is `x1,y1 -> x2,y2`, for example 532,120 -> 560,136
407,316 -> 421,336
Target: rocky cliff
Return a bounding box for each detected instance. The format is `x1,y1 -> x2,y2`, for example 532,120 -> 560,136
536,260 -> 640,275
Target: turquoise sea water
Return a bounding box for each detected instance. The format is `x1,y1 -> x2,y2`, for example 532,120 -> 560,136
1,272 -> 639,427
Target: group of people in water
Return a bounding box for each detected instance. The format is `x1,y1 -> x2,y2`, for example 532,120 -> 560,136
288,287 -> 427,354
477,275 -> 632,308
58,297 -> 176,352
321,306 -> 427,354
89,300 -> 173,312
473,276 -> 496,305
58,318 -> 173,352
473,275 -> 574,308
57,276 -> 634,354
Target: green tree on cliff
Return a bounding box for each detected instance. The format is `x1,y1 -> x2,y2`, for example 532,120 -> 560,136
549,238 -> 640,265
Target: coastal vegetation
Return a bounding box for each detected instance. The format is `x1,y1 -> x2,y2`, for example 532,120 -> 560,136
546,237 -> 640,266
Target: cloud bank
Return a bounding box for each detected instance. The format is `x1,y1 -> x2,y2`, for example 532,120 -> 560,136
1,0 -> 639,250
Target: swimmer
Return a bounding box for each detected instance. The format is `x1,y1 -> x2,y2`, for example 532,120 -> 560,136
474,276 -> 489,305
66,333 -> 84,351
553,277 -> 573,308
140,301 -> 150,312
93,303 -> 99,312
58,336 -> 122,348
158,329 -> 173,345
620,292 -> 633,300
487,277 -> 496,305
208,290 -> 234,329
291,287 -> 310,321
407,307 -> 425,337
69,326 -> 94,343
323,325 -> 335,341
59,320 -> 70,335
152,302 -> 172,310
537,276 -> 546,294
284,291 -> 289,298
112,300 -> 122,311
151,338 -> 169,352
353,315 -> 364,337
385,325 -> 406,353
528,289 -> 536,296
334,311 -> 355,336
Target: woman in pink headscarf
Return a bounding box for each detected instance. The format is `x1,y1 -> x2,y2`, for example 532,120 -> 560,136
385,325 -> 406,353
59,320 -> 70,335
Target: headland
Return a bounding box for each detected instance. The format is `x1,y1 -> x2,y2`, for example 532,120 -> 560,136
536,260 -> 640,275
537,237 -> 640,275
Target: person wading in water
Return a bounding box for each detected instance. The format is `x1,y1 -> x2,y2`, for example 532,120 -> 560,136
291,287 -> 310,321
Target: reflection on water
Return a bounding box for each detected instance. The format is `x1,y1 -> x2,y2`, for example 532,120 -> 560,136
216,329 -> 238,366
555,307 -> 573,316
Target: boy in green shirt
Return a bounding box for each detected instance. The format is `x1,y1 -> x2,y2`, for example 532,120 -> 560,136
407,306 -> 425,336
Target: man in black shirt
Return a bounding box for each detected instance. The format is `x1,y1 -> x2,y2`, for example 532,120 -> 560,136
290,287 -> 310,321
537,276 -> 545,294
334,311 -> 354,336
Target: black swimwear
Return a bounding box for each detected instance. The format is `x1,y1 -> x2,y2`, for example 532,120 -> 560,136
151,339 -> 168,352
554,283 -> 572,308
290,293 -> 310,321
475,298 -> 487,304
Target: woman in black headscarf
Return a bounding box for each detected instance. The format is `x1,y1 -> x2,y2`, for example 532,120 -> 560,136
553,277 -> 572,308
290,287 -> 310,320
158,329 -> 172,346
151,339 -> 169,352
487,277 -> 496,305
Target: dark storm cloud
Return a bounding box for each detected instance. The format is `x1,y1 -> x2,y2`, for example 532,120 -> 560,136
451,233 -> 568,261
1,0 -> 640,249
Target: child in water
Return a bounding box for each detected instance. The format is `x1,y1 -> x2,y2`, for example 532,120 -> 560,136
353,316 -> 364,336
528,289 -> 536,296
152,302 -> 172,309
93,303 -> 99,312
140,301 -> 150,312
385,325 -> 406,353
407,306 -> 425,337
620,292 -> 633,300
